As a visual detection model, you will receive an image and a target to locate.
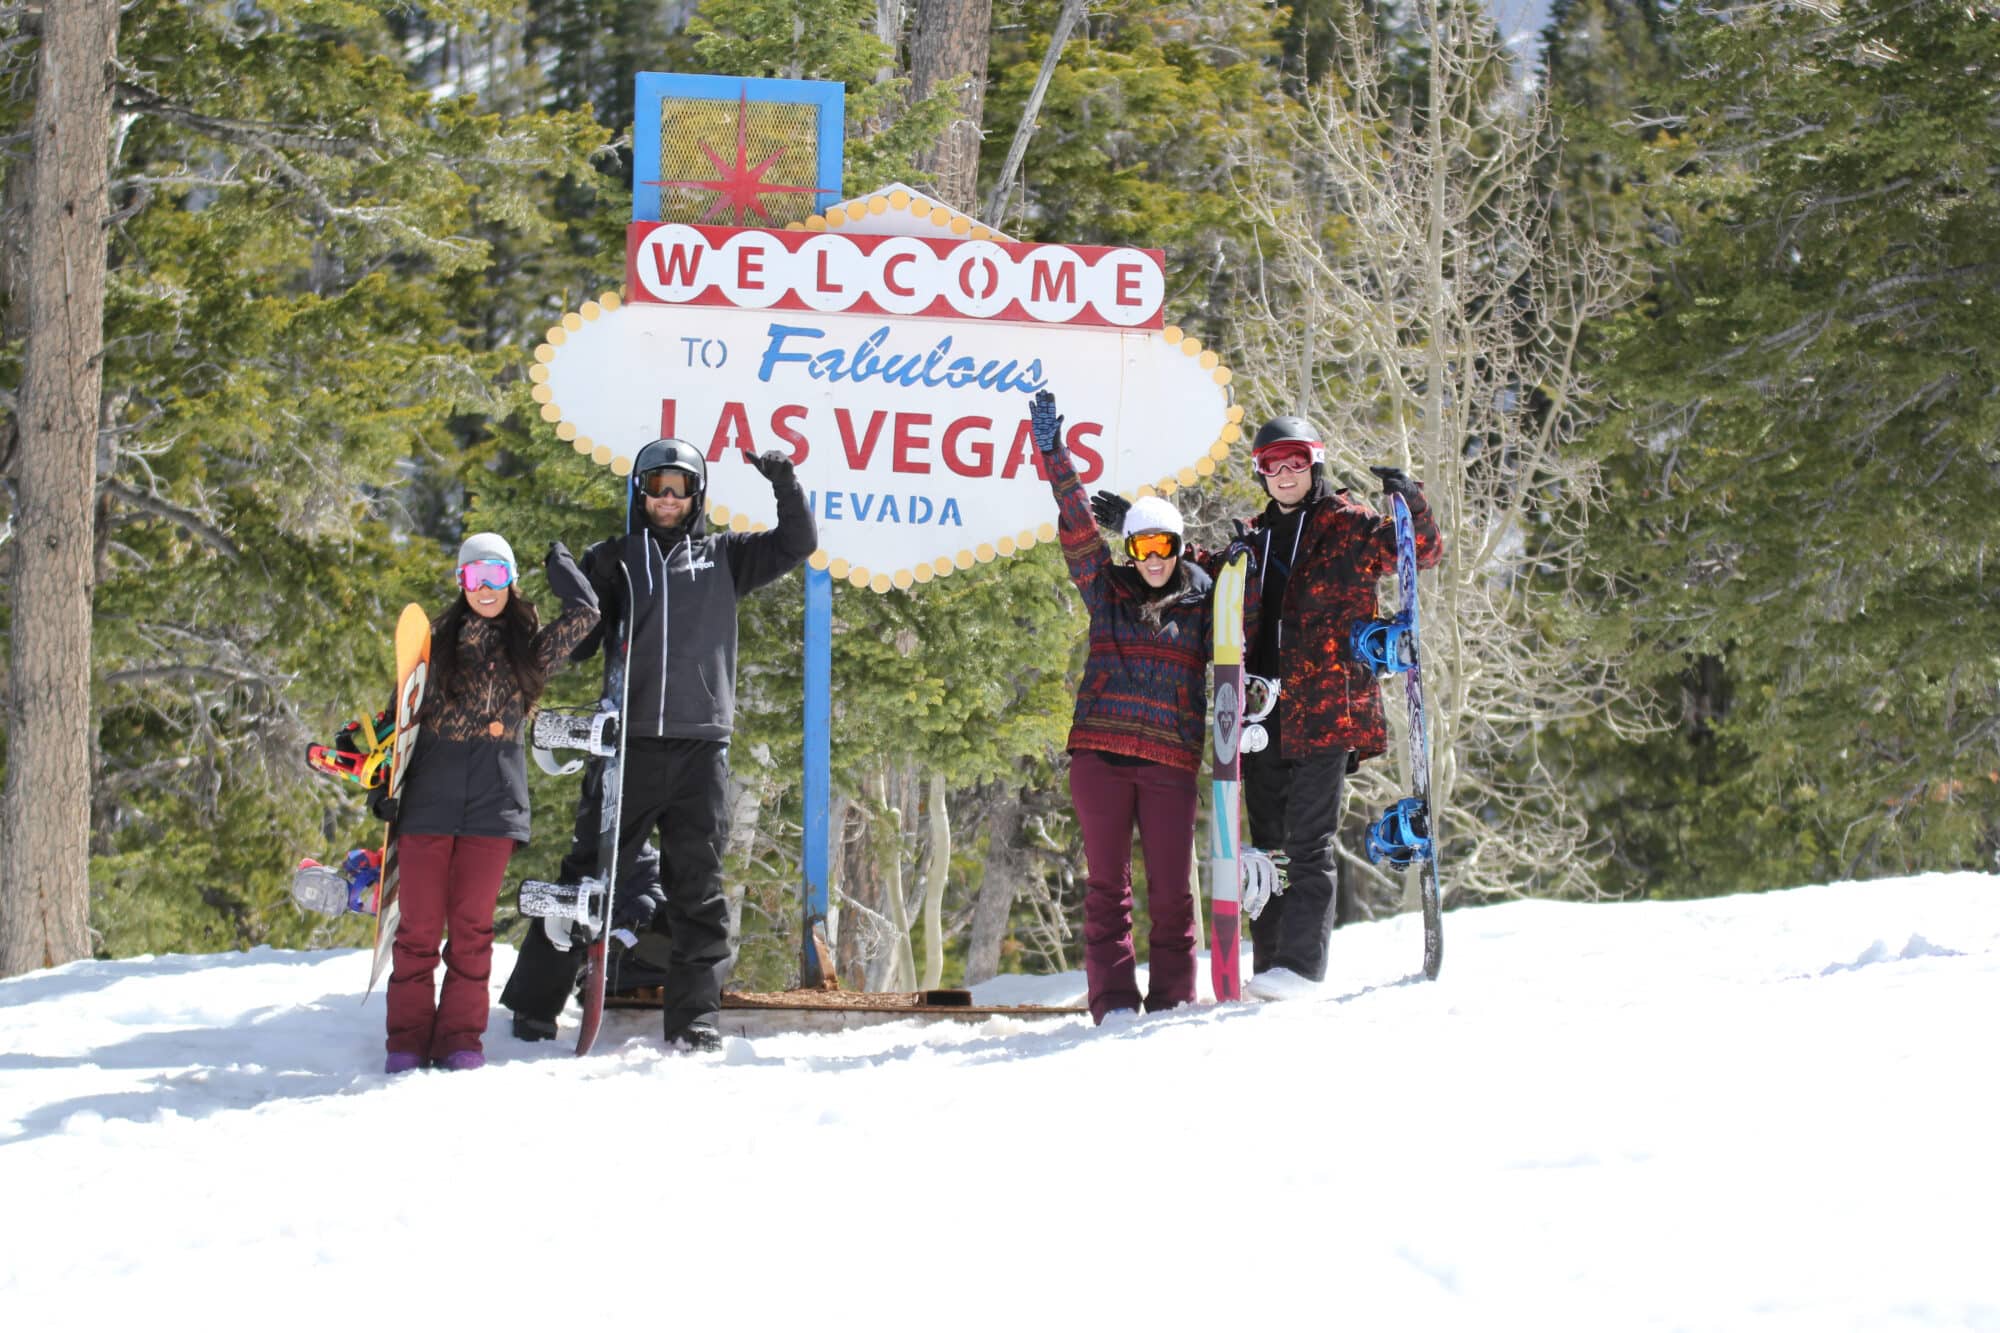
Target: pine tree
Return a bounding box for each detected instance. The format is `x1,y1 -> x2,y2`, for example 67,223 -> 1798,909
0,0 -> 609,956
1583,0 -> 2000,891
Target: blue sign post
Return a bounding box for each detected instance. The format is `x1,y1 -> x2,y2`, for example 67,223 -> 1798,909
633,73 -> 842,987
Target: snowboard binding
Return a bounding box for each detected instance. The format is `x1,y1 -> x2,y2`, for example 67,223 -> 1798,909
519,876 -> 613,952
290,847 -> 384,916
305,710 -> 395,788
1240,674 -> 1280,755
1365,796 -> 1433,869
1351,615 -> 1415,676
1242,846 -> 1288,919
530,707 -> 621,776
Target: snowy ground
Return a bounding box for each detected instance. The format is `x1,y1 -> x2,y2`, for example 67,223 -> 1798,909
3,873 -> 1996,1331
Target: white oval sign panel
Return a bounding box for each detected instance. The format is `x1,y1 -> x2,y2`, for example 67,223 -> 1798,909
532,242 -> 1238,594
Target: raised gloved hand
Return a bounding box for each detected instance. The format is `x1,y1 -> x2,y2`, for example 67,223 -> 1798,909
1221,518 -> 1258,571
1029,390 -> 1064,455
745,448 -> 796,484
544,541 -> 595,610
1370,465 -> 1420,500
1089,490 -> 1130,531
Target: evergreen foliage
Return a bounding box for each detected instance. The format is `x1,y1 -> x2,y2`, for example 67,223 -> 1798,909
1577,0 -> 2000,892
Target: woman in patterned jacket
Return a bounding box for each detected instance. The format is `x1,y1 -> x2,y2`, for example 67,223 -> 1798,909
372,532 -> 598,1073
1032,390 -> 1216,1024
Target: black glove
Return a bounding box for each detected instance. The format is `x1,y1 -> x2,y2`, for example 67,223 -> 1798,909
366,786 -> 399,824
1089,490 -> 1130,531
745,448 -> 796,484
1029,390 -> 1063,455
1221,518 -> 1258,571
1370,465 -> 1420,500
611,888 -> 662,935
543,541 -> 596,610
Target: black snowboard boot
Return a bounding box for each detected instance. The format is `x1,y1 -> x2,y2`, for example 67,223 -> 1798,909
671,1021 -> 722,1053
511,1012 -> 558,1043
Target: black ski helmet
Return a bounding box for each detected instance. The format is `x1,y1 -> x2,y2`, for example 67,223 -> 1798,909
1251,415 -> 1325,460
632,437 -> 707,498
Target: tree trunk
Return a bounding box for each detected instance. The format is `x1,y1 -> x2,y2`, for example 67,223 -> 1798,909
834,797 -> 869,990
1,1 -> 118,978
908,0 -> 992,214
722,772 -> 764,949
963,787 -> 1028,985
919,770 -> 949,989
870,765 -> 915,991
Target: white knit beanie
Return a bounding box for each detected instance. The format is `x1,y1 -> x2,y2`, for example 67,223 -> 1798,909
1122,495 -> 1185,539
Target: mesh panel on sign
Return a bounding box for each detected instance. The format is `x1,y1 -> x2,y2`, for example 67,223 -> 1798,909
653,96 -> 826,227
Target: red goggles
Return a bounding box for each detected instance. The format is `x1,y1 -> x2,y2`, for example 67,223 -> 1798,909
1254,445 -> 1315,477
1124,532 -> 1183,562
457,559 -> 515,592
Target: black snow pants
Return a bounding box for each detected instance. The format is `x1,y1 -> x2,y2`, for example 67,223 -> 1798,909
501,738 -> 734,1039
1241,733 -> 1350,983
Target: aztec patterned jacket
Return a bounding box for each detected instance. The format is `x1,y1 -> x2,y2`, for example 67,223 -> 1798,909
1047,438 -> 1215,773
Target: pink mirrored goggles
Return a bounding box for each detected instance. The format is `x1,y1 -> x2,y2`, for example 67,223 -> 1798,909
457,559 -> 516,592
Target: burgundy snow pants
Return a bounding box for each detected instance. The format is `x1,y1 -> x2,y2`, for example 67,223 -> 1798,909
387,834 -> 514,1061
1068,749 -> 1199,1023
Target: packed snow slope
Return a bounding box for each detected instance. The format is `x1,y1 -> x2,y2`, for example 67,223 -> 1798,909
3,873 -> 1995,1332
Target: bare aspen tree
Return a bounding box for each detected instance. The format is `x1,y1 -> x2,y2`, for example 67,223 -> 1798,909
1227,0 -> 1652,905
919,769 -> 949,989
2,1 -> 119,976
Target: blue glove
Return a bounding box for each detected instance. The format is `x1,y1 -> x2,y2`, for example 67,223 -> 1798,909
1029,390 -> 1063,455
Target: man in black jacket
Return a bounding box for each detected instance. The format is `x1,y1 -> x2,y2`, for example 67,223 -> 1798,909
500,438 -> 817,1050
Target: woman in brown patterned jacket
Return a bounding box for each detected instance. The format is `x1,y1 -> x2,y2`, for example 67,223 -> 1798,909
373,532 -> 598,1073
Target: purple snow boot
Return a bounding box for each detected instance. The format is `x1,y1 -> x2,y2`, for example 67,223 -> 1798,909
438,1050 -> 486,1072
384,1051 -> 424,1075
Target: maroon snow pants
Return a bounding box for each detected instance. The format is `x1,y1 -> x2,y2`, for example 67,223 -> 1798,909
1068,749 -> 1199,1024
387,834 -> 514,1061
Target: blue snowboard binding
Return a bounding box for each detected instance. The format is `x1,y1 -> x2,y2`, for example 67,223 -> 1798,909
1365,796 -> 1433,869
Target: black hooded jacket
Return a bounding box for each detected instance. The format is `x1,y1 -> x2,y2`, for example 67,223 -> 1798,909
572,469 -> 817,742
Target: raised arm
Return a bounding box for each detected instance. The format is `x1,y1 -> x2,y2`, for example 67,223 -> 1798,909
1358,466 -> 1444,578
1033,390 -> 1112,613
533,541 -> 602,676
726,449 -> 819,596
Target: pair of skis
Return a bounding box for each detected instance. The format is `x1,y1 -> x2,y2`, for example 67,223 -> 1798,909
1207,490 -> 1441,999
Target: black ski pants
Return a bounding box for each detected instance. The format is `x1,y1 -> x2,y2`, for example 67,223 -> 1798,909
553,754 -> 662,914
1241,740 -> 1349,982
501,738 -> 735,1040
500,751 -> 660,1020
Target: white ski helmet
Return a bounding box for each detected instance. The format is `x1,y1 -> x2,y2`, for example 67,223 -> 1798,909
1121,495 -> 1185,539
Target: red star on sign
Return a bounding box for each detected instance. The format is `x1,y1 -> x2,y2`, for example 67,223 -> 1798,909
647,91 -> 833,226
